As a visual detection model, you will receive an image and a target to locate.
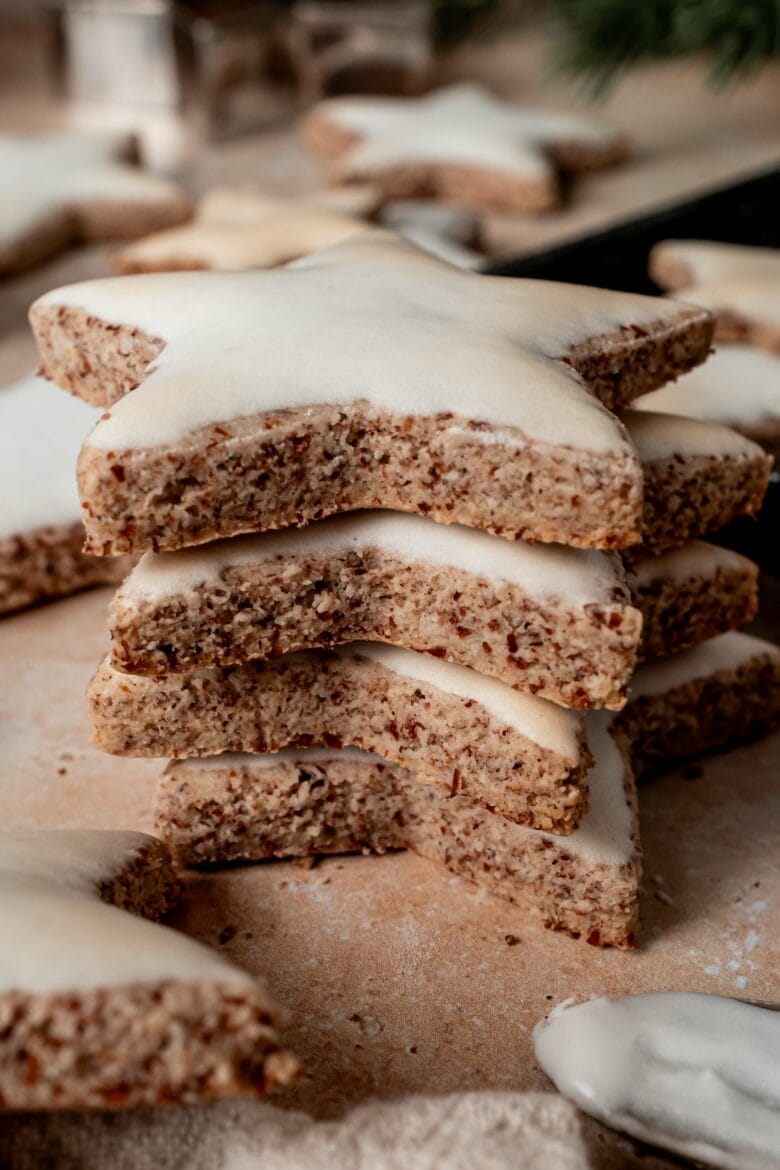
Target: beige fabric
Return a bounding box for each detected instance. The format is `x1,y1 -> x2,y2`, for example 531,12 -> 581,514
0,1091 -> 589,1170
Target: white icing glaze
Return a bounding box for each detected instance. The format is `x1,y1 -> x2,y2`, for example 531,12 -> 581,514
683,277 -> 780,329
561,710 -> 632,864
114,187 -> 370,271
120,510 -> 625,607
166,710 -> 632,866
170,745 -> 378,773
655,241 -> 780,330
0,132 -> 184,245
635,344 -> 780,428
37,231 -> 684,455
0,374 -> 99,541
628,540 -> 754,588
657,240 -> 780,287
316,83 -> 623,183
534,992 -> 780,1170
623,408 -> 763,461
116,185 -> 482,272
348,642 -> 582,758
631,631 -> 779,698
0,830 -> 253,994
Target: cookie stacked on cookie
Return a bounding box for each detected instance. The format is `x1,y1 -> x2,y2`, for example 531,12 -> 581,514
29,232 -> 777,949
637,242 -> 780,456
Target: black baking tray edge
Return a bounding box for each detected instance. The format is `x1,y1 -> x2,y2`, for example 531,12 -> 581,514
484,164 -> 780,573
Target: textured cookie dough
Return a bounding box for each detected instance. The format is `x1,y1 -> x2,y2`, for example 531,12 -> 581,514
0,132 -> 190,275
108,512 -> 641,710
30,232 -> 713,555
0,830 -> 296,1111
650,240 -> 780,353
88,643 -> 591,834
157,714 -> 640,949
301,83 -> 628,213
154,633 -> 780,946
635,343 -> 780,455
0,375 -> 128,615
615,631 -> 780,777
623,410 -> 772,559
630,541 -> 758,663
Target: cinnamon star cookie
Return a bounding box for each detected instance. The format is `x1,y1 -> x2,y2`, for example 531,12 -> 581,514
650,240 -> 780,353
635,343 -> 780,454
0,375 -> 128,615
108,511 -> 641,710
0,132 -> 190,275
30,233 -> 713,555
157,713 -> 639,949
0,830 -> 296,1110
301,83 -> 628,212
88,642 -> 591,834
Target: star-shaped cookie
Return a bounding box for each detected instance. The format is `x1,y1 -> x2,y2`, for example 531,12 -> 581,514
650,240 -> 780,353
112,187 -> 372,274
0,374 -> 130,615
0,131 -> 190,275
635,343 -> 780,451
157,711 -> 640,947
0,830 -> 295,1110
112,186 -> 484,274
31,232 -> 712,555
301,82 -> 629,212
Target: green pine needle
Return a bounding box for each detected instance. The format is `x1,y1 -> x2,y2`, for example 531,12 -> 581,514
548,0 -> 780,95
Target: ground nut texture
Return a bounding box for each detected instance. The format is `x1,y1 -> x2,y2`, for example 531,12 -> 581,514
630,548 -> 759,663
72,406 -> 644,555
0,523 -> 130,616
69,402 -> 765,560
622,413 -> 772,561
0,981 -> 293,1112
156,740 -> 640,949
108,532 -> 641,710
88,647 -> 591,834
634,452 -> 771,559
0,832 -> 297,1111
617,653 -> 780,779
29,231 -> 714,556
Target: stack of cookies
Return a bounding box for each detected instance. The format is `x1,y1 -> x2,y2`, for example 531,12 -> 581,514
29,232 -> 779,950
637,241 -> 780,457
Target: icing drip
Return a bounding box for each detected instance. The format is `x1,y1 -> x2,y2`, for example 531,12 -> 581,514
534,993 -> 780,1170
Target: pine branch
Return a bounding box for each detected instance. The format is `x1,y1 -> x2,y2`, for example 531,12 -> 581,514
547,0 -> 780,94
